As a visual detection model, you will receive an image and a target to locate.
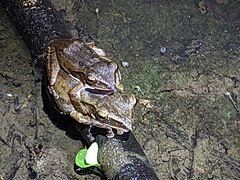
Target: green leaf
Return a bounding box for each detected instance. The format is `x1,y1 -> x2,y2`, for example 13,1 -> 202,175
75,149 -> 92,168
75,143 -> 101,169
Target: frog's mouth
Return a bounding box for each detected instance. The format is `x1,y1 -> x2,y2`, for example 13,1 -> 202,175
102,117 -> 132,132
85,88 -> 114,96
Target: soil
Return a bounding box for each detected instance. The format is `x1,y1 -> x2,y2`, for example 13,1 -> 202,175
0,0 -> 240,179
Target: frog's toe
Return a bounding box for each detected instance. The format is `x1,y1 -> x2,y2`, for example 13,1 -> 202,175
70,111 -> 90,124
49,76 -> 57,86
117,129 -> 126,135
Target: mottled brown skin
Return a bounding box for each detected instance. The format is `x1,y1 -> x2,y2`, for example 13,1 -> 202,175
48,69 -> 136,138
47,39 -> 123,93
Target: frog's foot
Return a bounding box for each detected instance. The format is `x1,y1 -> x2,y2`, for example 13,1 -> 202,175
86,42 -> 107,57
116,128 -> 126,136
47,46 -> 60,85
69,83 -> 89,115
70,111 -> 91,124
115,69 -> 124,92
47,85 -> 59,99
87,43 -> 113,63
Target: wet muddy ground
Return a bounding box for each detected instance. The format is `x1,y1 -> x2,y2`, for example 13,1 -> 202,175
0,0 -> 240,179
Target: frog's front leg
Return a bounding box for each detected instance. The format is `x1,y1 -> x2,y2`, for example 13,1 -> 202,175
116,128 -> 125,136
69,82 -> 89,115
70,110 -> 92,124
70,111 -> 97,141
47,45 -> 61,86
70,110 -> 114,138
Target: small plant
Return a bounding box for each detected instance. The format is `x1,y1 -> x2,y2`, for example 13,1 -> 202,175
95,8 -> 99,19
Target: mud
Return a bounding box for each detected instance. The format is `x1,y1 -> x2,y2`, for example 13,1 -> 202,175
1,0 -> 240,179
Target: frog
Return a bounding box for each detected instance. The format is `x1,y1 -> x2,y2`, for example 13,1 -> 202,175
48,69 -> 136,138
70,84 -> 136,138
46,39 -> 123,95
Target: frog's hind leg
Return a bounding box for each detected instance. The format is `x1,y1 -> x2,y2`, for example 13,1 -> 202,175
69,83 -> 89,115
47,45 -> 61,85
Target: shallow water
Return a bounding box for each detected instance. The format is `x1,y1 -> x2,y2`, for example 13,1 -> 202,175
0,0 -> 240,179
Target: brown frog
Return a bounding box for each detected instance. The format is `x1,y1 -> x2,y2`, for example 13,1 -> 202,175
47,39 -> 123,94
48,69 -> 136,138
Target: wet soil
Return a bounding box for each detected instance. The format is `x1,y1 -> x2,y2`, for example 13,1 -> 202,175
1,0 -> 240,179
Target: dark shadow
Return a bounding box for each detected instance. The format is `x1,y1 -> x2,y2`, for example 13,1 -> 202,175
41,75 -> 86,142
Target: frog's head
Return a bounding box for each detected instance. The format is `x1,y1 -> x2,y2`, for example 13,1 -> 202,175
85,61 -> 123,94
96,92 -> 136,134
81,90 -> 136,136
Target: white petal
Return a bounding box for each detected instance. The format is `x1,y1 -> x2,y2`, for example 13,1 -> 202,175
85,142 -> 99,165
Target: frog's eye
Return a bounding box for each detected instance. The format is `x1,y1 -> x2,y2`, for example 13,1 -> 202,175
86,74 -> 96,84
96,110 -> 108,119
